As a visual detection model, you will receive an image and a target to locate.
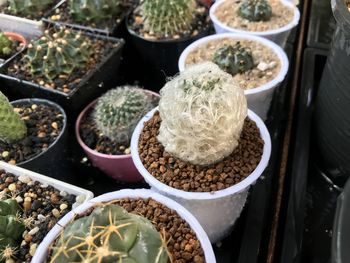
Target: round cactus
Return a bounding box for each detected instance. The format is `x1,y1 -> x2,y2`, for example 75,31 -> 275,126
140,0 -> 196,37
68,0 -> 123,23
238,0 -> 272,22
212,43 -> 254,76
7,0 -> 53,16
0,91 -> 27,143
0,33 -> 13,57
93,86 -> 157,144
50,204 -> 169,263
24,28 -> 93,82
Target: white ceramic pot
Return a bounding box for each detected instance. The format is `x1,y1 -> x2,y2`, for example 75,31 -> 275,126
130,107 -> 272,243
32,189 -> 216,263
178,33 -> 289,121
209,0 -> 300,47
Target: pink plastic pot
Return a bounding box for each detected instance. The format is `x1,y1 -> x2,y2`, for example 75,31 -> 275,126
4,32 -> 27,47
75,89 -> 160,183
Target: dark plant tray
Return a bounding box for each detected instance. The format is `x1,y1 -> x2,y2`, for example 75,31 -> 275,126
307,0 -> 336,50
279,48 -> 345,263
0,32 -> 124,114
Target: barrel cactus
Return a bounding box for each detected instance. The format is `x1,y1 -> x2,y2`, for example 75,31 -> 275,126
0,199 -> 25,262
0,33 -> 13,57
158,62 -> 247,166
50,204 -> 169,263
212,43 -> 254,76
140,0 -> 196,37
68,0 -> 123,23
7,0 -> 53,16
238,0 -> 272,22
24,28 -> 92,83
93,86 -> 157,144
0,91 -> 27,143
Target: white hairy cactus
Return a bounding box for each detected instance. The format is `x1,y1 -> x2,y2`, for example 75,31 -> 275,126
157,62 -> 247,166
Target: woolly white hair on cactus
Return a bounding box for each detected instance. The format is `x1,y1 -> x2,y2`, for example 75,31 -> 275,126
157,62 -> 247,166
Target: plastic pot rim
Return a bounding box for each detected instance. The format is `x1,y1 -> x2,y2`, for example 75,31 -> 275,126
75,88 -> 160,160
178,32 -> 289,95
130,107 -> 272,201
32,189 -> 216,263
209,0 -> 300,36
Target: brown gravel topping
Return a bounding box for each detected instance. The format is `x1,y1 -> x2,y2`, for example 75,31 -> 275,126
214,0 -> 295,32
138,112 -> 264,192
185,38 -> 281,90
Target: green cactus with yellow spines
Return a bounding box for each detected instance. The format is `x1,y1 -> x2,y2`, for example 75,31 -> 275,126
7,0 -> 53,16
238,0 -> 272,22
50,204 -> 169,263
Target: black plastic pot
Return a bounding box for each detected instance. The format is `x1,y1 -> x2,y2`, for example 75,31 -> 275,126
10,98 -> 69,181
314,0 -> 350,187
0,33 -> 124,114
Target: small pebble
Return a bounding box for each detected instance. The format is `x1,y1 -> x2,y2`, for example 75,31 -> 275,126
59,191 -> 67,197
40,183 -> 48,188
37,214 -> 46,222
51,122 -> 58,130
60,203 -> 68,211
8,159 -> 16,165
8,183 -> 16,191
29,243 -> 37,256
28,227 -> 39,236
1,151 -> 9,158
18,175 -> 31,184
23,201 -> 31,211
52,208 -> 60,218
257,62 -> 269,71
24,197 -> 32,203
76,195 -> 85,204
31,104 -> 38,110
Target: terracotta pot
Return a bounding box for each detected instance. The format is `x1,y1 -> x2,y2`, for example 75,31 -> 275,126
4,31 -> 27,47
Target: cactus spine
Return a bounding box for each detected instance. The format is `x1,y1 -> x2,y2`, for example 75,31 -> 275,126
50,204 -> 169,263
238,0 -> 272,22
140,0 -> 196,37
212,43 -> 254,76
0,33 -> 13,57
68,0 -> 123,23
0,91 -> 27,143
93,86 -> 157,144
7,0 -> 53,16
24,28 -> 92,82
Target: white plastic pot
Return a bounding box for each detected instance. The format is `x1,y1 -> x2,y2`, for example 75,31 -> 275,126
209,0 -> 300,47
32,189 -> 216,263
130,107 -> 272,243
178,33 -> 289,121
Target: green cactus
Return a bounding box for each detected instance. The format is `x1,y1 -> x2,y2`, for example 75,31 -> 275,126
212,43 -> 254,76
7,0 -> 53,16
0,199 -> 25,262
24,28 -> 93,82
140,0 -> 196,37
0,91 -> 27,143
238,0 -> 272,22
68,0 -> 123,23
93,86 -> 157,144
50,204 -> 169,263
0,33 -> 13,57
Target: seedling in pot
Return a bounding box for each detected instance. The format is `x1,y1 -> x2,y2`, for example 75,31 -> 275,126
238,0 -> 272,22
0,32 -> 26,61
0,33 -> 13,58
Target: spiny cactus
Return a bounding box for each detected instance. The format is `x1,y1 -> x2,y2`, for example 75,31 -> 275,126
140,0 -> 196,37
7,0 -> 53,16
238,0 -> 272,22
0,91 -> 27,143
24,28 -> 93,82
50,204 -> 169,263
68,0 -> 123,23
158,62 -> 247,166
0,33 -> 13,57
93,86 -> 157,144
0,199 -> 25,262
212,43 -> 254,76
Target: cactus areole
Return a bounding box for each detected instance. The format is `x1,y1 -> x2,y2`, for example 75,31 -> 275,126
238,0 -> 273,22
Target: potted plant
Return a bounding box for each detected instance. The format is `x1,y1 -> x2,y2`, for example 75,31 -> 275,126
0,161 -> 93,262
76,85 -> 160,182
44,0 -> 134,36
209,0 -> 300,47
32,189 -> 216,263
178,33 -> 289,120
0,26 -> 124,112
0,31 -> 26,67
125,0 -> 212,90
0,90 -> 69,179
130,62 -> 272,242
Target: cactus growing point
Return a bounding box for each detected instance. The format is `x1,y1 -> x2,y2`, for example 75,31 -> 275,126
238,0 -> 273,22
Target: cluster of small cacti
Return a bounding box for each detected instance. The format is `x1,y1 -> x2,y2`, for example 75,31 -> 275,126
68,0 -> 123,23
140,0 -> 196,37
93,86 -> 157,144
0,199 -> 25,262
238,0 -> 272,22
0,33 -> 13,57
158,62 -> 247,166
6,0 -> 53,16
212,43 -> 254,76
50,204 -> 169,263
0,91 -> 27,143
24,28 -> 93,82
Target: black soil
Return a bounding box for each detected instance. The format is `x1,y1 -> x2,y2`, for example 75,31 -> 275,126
0,102 -> 64,165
